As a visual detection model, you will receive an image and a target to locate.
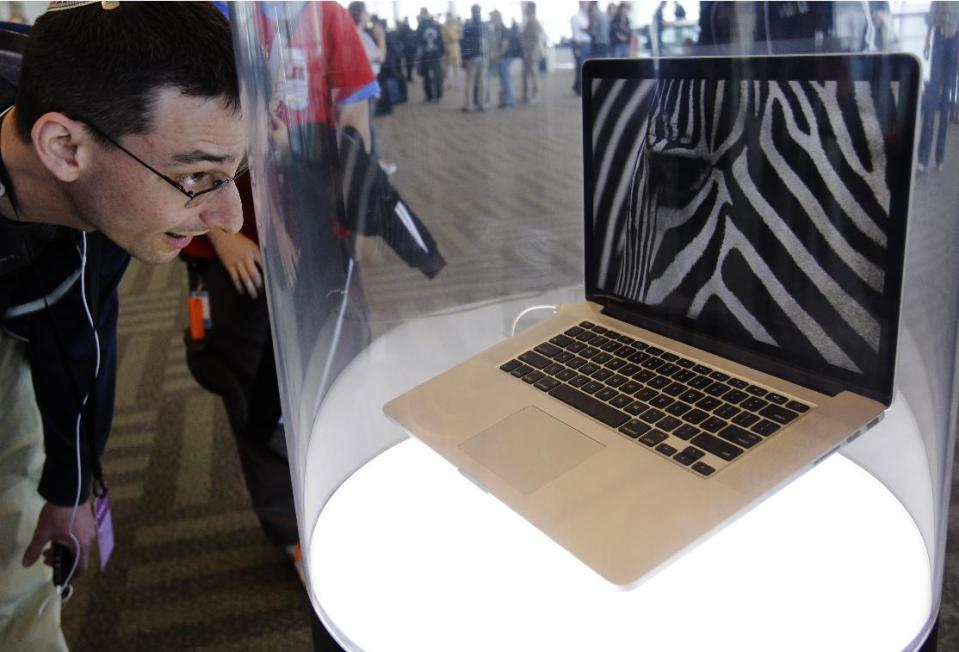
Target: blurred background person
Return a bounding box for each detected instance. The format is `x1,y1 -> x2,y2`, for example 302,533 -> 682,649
349,1 -> 396,174
461,4 -> 485,111
416,7 -> 445,102
611,2 -> 632,57
443,11 -> 462,90
917,0 -> 958,173
571,2 -> 591,95
589,0 -> 611,57
521,2 -> 544,104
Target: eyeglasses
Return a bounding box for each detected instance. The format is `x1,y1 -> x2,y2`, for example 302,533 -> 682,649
77,118 -> 248,208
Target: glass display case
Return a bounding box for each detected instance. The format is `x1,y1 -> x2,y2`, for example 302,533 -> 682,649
230,3 -> 957,649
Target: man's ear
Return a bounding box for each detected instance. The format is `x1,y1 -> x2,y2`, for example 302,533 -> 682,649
30,112 -> 90,183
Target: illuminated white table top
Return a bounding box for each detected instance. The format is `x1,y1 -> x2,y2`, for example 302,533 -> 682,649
302,292 -> 933,652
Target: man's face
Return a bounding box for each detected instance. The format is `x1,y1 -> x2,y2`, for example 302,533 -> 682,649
74,88 -> 246,264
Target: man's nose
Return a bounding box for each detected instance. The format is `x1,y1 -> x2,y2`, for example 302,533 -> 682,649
199,183 -> 243,234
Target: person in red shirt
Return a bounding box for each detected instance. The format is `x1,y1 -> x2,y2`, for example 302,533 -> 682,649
181,2 -> 375,568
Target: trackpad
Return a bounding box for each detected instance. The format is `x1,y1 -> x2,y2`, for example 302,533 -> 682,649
459,407 -> 605,494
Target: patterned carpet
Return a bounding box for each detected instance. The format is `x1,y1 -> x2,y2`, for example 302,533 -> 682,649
58,64 -> 958,650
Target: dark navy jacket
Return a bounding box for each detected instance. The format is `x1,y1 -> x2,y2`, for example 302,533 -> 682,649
0,25 -> 129,506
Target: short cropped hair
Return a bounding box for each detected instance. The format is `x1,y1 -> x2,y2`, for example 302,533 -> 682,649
15,2 -> 239,144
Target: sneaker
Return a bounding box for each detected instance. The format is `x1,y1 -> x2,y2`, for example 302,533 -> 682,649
935,161 -> 944,172
285,543 -> 307,587
379,161 -> 397,175
916,162 -> 927,174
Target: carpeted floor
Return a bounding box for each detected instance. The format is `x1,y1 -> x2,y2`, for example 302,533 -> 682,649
59,64 -> 959,650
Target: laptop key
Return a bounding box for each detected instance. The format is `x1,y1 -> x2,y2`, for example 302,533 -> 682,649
617,335 -> 635,344
732,411 -> 760,427
692,462 -> 715,476
759,404 -> 800,425
722,389 -> 748,404
549,334 -> 574,348
660,352 -> 679,362
700,416 -> 727,433
713,403 -> 741,419
582,381 -> 604,395
639,430 -> 669,447
620,381 -> 642,394
705,381 -> 731,397
591,336 -> 610,347
765,392 -> 789,405
746,384 -> 768,396
672,369 -> 697,383
619,419 -> 651,438
751,419 -> 781,436
554,352 -> 574,364
519,351 -> 551,369
688,375 -> 712,389
709,371 -> 730,382
658,363 -> 681,376
719,424 -> 761,448
607,375 -> 628,388
656,443 -> 678,456
566,342 -> 586,354
645,345 -> 664,356
602,341 -> 623,353
693,364 -> 713,375
511,364 -> 534,377
691,433 -> 744,461
657,416 -> 682,432
620,364 -> 642,377
696,397 -> 722,411
632,341 -> 649,351
579,321 -> 595,328
500,359 -> 521,372
684,409 -> 709,424
610,394 -> 633,409
679,389 -> 705,403
674,446 -> 705,465
569,375 -> 590,387
633,369 -> 656,383
544,363 -> 565,375
727,377 -> 749,389
534,377 -> 561,392
565,327 -> 584,337
676,357 -> 695,368
786,400 -> 810,413
663,382 -> 686,397
592,325 -> 608,334
576,331 -> 597,342
522,371 -> 545,384
674,424 -> 700,440
634,387 -> 658,402
615,346 -> 637,359
665,401 -> 693,417
580,347 -> 601,359
580,363 -> 600,376
606,359 -> 626,371
556,369 -> 577,382
592,352 -> 613,365
549,384 -> 631,428
628,351 -> 651,364
741,397 -> 769,412
642,357 -> 666,370
647,375 -> 670,389
595,387 -> 619,402
624,401 -> 649,416
591,368 -> 613,382
649,394 -> 674,409
567,357 -> 586,369
639,408 -> 666,424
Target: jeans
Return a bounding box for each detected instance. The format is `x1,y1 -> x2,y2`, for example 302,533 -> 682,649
498,57 -> 515,107
572,42 -> 591,95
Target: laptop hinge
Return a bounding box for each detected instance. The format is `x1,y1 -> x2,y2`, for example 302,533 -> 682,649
600,300 -> 846,399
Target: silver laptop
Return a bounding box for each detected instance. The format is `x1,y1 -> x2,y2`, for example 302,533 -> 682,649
384,54 -> 920,586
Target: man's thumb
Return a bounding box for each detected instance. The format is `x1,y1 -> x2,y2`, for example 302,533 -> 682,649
21,527 -> 48,567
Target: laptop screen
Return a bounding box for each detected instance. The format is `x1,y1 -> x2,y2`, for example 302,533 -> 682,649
583,55 -> 919,405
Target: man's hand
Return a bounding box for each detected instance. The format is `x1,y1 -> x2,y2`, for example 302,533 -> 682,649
22,501 -> 97,575
208,229 -> 264,299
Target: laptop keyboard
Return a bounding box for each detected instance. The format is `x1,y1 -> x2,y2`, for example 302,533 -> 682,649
499,321 -> 813,478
